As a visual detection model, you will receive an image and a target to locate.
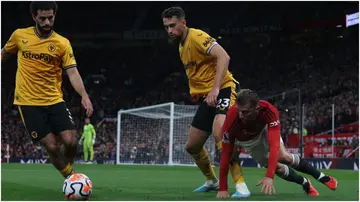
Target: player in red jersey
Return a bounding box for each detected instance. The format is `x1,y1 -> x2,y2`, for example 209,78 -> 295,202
217,89 -> 338,198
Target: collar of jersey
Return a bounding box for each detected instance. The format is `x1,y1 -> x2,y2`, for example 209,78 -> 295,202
181,28 -> 190,46
33,26 -> 54,39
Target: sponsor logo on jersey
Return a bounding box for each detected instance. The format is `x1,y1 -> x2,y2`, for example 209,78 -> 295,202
22,51 -> 60,65
203,37 -> 215,47
222,132 -> 230,144
184,60 -> 197,69
269,120 -> 280,127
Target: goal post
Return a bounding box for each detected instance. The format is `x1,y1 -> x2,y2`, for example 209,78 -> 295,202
116,102 -> 216,166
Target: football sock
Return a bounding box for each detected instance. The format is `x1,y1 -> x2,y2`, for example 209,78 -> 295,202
278,165 -> 306,185
60,163 -> 75,178
229,162 -> 245,184
216,141 -> 245,184
191,147 -> 217,181
216,141 -> 222,150
291,154 -> 330,183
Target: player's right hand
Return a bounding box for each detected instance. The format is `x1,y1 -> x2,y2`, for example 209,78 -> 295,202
81,94 -> 93,117
256,176 -> 275,195
216,191 -> 230,198
204,87 -> 219,107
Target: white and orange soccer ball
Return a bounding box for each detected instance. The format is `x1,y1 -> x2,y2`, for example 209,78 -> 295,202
63,173 -> 93,200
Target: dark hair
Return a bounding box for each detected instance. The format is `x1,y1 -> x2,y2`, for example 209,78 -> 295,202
30,1 -> 58,16
161,7 -> 185,19
236,89 -> 260,108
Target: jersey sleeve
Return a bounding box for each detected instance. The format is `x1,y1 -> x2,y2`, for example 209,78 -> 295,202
219,105 -> 237,191
262,103 -> 281,179
62,39 -> 77,70
192,30 -> 218,55
3,30 -> 19,54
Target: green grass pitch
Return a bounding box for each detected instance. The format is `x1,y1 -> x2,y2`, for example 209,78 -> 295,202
1,163 -> 359,201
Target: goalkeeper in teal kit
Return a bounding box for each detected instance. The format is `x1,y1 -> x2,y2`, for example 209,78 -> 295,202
79,118 -> 96,163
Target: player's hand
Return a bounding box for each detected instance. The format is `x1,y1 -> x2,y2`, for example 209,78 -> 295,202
256,177 -> 275,195
78,140 -> 82,145
92,138 -> 95,145
216,191 -> 230,198
205,88 -> 219,107
81,94 -> 93,117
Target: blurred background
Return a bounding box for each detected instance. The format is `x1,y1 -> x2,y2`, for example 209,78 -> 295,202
1,1 -> 359,167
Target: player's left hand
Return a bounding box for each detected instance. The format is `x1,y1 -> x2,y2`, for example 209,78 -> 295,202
216,191 -> 230,198
256,177 -> 275,195
92,138 -> 95,145
81,94 -> 93,117
205,88 -> 219,107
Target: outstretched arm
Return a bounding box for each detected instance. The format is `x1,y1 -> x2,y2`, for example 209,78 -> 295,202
2,30 -> 19,62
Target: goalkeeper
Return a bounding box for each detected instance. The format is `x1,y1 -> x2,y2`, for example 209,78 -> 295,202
79,118 -> 96,164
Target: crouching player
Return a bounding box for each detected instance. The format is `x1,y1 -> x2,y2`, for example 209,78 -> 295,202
217,89 -> 338,198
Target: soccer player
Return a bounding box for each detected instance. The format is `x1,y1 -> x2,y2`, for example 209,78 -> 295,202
162,7 -> 250,197
1,1 -> 93,178
79,118 -> 96,164
217,89 -> 338,198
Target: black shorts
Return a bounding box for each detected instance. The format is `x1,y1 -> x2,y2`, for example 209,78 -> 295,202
191,83 -> 240,133
18,102 -> 76,142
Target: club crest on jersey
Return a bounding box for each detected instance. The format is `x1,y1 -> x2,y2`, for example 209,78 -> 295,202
222,132 -> 230,144
31,131 -> 38,139
48,44 -> 56,52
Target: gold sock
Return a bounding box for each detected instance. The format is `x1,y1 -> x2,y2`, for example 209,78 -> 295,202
230,162 -> 245,184
60,163 -> 75,178
192,147 -> 217,181
216,141 -> 222,150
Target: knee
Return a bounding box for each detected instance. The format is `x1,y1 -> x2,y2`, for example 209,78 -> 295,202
62,131 -> 77,148
44,142 -> 59,154
279,152 -> 293,165
185,143 -> 196,155
186,127 -> 208,155
185,140 -> 203,155
275,163 -> 285,174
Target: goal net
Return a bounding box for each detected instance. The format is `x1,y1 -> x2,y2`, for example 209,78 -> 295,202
116,102 -> 216,165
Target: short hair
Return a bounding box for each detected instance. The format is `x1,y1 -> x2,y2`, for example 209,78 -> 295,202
30,1 -> 58,16
161,7 -> 185,19
236,89 -> 260,108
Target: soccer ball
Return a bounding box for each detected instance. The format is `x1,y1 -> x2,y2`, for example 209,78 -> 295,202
63,173 -> 92,200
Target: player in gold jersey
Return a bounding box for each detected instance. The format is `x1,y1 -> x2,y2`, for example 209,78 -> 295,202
162,7 -> 250,198
1,2 -> 93,179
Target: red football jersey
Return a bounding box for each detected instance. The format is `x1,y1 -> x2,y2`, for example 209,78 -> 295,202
219,100 -> 281,191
